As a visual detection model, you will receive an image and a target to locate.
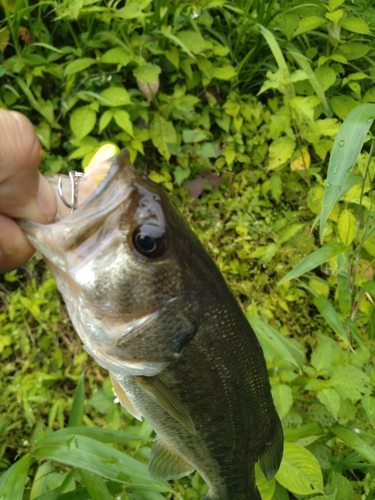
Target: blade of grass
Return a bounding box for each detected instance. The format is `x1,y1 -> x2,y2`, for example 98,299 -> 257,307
0,454 -> 33,500
30,462 -> 52,499
287,44 -> 330,117
331,425 -> 375,465
247,316 -> 305,368
318,103 -> 375,242
258,24 -> 290,75
68,372 -> 85,427
51,426 -> 145,444
278,242 -> 346,285
32,470 -> 76,500
78,469 -> 113,500
33,433 -> 173,492
313,295 -> 351,348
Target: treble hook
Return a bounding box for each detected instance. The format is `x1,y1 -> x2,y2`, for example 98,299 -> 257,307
58,171 -> 84,213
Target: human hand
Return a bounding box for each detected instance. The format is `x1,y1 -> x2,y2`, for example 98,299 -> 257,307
0,109 -> 57,273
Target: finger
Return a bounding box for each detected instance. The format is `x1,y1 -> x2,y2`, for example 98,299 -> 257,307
0,214 -> 35,273
0,110 -> 57,222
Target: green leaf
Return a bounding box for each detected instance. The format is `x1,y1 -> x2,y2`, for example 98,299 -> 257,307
317,388 -> 341,419
318,103 -> 375,241
155,30 -> 196,59
150,116 -> 177,161
255,464 -> 276,500
174,166 -> 191,185
70,106 -> 97,139
276,442 -> 324,495
287,45 -> 330,116
0,454 -> 33,500
337,209 -> 356,246
113,109 -> 134,137
133,64 -> 161,84
33,434 -> 172,492
340,17 -> 371,35
329,0 -> 345,9
330,425 -> 375,465
99,109 -> 113,133
177,31 -> 205,54
313,295 -> 350,346
330,365 -> 371,400
279,224 -> 304,244
68,372 -> 85,427
248,316 -> 305,368
310,333 -> 344,375
267,136 -> 296,170
293,16 -> 326,37
258,25 -> 289,74
326,472 -> 354,500
271,384 -> 293,418
278,242 -> 346,284
48,426 -> 144,444
315,65 -> 336,92
289,96 -> 318,122
64,57 -> 95,76
331,95 -> 358,121
362,281 -> 375,297
116,4 -> 144,19
100,87 -> 132,107
78,469 -> 112,500
30,462 -> 52,499
197,143 -> 220,158
362,395 -> 375,422
211,66 -> 237,80
101,47 -> 131,65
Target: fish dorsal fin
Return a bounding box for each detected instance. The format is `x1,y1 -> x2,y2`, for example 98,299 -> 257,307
110,373 -> 142,421
135,376 -> 196,435
258,416 -> 284,480
148,438 -> 195,480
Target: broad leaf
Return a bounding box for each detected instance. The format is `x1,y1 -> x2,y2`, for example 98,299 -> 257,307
70,106 -> 96,139
65,57 -> 95,76
276,442 -> 324,495
113,109 -> 134,137
100,87 -> 132,107
133,64 -> 161,84
150,116 -> 177,161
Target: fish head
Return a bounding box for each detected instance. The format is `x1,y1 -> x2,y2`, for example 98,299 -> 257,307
18,150 -> 199,376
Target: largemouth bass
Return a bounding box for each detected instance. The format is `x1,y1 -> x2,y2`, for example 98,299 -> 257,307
18,150 -> 283,500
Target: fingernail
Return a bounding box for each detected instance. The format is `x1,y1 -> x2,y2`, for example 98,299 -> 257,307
37,176 -> 57,222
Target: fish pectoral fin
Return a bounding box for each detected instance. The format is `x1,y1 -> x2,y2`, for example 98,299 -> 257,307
135,376 -> 196,435
110,373 -> 142,421
258,415 -> 284,480
148,438 -> 195,481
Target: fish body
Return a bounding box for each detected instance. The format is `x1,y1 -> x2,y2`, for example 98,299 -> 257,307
18,151 -> 283,499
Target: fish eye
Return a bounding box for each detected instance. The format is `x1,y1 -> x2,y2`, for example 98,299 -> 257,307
132,226 -> 166,258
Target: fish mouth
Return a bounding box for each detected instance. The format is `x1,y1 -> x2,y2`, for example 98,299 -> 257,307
17,149 -> 134,269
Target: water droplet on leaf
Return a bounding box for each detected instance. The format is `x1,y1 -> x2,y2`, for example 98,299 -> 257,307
339,140 -> 345,147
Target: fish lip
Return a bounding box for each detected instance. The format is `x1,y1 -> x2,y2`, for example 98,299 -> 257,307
17,149 -> 134,265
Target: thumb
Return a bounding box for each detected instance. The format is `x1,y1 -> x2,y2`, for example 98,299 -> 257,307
0,109 -> 57,222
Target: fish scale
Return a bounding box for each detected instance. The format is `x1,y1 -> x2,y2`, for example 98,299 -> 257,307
18,149 -> 283,500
